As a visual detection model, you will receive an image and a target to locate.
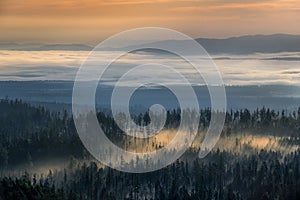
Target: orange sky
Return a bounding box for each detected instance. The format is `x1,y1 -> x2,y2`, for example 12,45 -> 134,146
0,0 -> 299,44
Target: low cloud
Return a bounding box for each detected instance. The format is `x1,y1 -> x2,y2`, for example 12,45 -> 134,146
0,50 -> 300,86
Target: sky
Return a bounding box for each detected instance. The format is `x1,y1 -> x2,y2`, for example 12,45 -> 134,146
1,0 -> 300,44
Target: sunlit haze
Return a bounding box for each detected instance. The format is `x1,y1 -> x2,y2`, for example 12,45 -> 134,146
1,0 -> 300,44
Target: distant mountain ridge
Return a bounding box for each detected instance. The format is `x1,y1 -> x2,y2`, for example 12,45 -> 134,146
1,34 -> 300,54
196,34 -> 300,54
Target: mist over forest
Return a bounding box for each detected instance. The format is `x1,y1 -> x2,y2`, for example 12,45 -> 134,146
0,98 -> 300,199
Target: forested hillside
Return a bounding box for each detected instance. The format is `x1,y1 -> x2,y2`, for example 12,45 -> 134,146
0,99 -> 300,199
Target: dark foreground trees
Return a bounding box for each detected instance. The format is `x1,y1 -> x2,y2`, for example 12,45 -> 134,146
1,149 -> 300,200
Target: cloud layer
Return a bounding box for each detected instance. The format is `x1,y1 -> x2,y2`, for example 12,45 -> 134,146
0,50 -> 300,86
